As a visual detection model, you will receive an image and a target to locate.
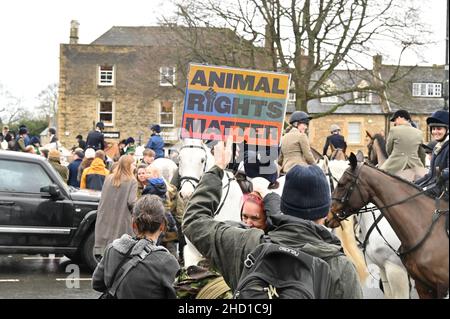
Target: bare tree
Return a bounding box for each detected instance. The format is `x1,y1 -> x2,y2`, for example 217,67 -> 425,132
162,0 -> 431,114
36,83 -> 58,128
0,83 -> 27,125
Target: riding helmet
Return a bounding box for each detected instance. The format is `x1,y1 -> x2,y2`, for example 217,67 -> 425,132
289,111 -> 311,125
96,122 -> 105,130
426,110 -> 449,128
330,124 -> 341,133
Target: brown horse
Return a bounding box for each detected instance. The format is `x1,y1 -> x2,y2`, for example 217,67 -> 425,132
326,153 -> 449,298
366,131 -> 388,166
311,146 -> 324,163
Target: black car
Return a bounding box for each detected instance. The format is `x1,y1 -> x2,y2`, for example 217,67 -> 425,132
0,151 -> 100,271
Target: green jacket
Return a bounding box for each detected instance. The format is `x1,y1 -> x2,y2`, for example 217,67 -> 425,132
183,165 -> 362,298
48,158 -> 69,183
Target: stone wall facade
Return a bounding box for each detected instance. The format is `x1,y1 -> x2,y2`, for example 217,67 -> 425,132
58,44 -> 185,148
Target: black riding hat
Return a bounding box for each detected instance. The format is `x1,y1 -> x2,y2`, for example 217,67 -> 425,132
426,110 -> 449,127
289,111 -> 311,125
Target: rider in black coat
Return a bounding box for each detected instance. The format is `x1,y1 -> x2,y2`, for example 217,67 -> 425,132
323,124 -> 347,158
415,110 -> 449,200
86,122 -> 105,151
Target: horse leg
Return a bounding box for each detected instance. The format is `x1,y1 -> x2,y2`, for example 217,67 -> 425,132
335,219 -> 369,284
384,261 -> 410,299
378,267 -> 394,298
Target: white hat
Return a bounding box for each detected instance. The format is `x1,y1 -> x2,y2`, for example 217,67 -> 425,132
85,148 -> 96,159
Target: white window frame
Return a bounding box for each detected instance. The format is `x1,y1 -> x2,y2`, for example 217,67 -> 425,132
348,122 -> 361,144
159,66 -> 176,86
412,83 -> 442,97
320,80 -> 339,103
159,100 -> 175,127
98,65 -> 115,86
353,91 -> 372,104
288,92 -> 296,104
321,95 -> 339,103
353,80 -> 372,104
98,100 -> 115,127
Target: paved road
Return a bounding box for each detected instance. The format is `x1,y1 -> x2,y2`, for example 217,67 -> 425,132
0,254 -> 100,299
0,254 -> 418,299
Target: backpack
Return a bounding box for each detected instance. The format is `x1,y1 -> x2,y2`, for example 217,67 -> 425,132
99,243 -> 168,299
234,243 -> 332,299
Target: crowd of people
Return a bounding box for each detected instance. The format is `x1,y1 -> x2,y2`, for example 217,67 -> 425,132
0,108 -> 448,299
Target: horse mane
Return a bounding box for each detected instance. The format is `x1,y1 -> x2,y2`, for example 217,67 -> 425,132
373,134 -> 388,159
364,162 -> 433,198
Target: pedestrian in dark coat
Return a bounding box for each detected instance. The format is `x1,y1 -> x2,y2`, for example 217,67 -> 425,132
76,135 -> 87,150
68,149 -> 84,187
92,195 -> 179,298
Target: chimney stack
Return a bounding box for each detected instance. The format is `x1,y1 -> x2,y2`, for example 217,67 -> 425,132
373,54 -> 382,74
70,20 -> 79,44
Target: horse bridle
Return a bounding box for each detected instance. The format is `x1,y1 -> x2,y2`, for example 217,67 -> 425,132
330,163 -> 365,222
331,162 -> 448,258
179,144 -> 209,189
179,143 -> 235,217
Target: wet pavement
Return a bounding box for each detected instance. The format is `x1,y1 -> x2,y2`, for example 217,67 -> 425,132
0,254 -> 418,299
0,254 -> 100,299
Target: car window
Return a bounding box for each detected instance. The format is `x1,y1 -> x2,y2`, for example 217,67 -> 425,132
0,160 -> 53,193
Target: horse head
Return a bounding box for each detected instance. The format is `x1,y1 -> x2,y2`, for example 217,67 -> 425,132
326,152 -> 370,228
178,138 -> 215,199
366,131 -> 387,166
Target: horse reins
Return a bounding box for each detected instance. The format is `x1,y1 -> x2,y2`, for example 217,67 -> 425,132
214,170 -> 236,217
332,162 -> 449,258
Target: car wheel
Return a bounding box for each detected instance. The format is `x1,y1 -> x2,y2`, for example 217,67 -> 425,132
81,230 -> 100,272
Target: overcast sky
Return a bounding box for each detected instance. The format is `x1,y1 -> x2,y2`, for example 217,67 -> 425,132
0,0 -> 447,111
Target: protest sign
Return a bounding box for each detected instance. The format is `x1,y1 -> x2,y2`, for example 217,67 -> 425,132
181,64 -> 290,146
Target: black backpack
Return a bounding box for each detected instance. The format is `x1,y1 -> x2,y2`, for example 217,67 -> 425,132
234,243 -> 332,299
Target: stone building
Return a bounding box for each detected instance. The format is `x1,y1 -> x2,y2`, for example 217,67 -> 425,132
58,22 -> 445,155
287,55 -> 446,155
57,21 -> 270,149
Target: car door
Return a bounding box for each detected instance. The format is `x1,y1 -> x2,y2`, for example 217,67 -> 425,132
0,158 -> 74,247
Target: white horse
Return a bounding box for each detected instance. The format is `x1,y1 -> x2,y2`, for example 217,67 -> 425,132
178,138 -> 243,267
322,155 -> 412,298
151,158 -> 178,183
